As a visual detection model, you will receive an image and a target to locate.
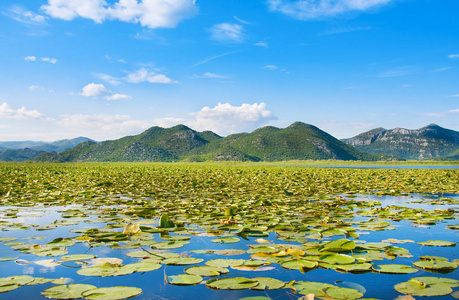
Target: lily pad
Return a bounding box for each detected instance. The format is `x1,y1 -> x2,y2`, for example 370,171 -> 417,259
251,277 -> 285,290
206,277 -> 259,290
185,266 -> 229,277
323,286 -> 364,299
0,257 -> 18,262
161,257 -> 204,265
413,260 -> 457,271
212,237 -> 241,244
320,253 -> 355,265
293,281 -> 335,296
41,284 -> 96,299
60,254 -> 97,261
394,278 -> 454,296
372,264 -> 418,274
0,275 -> 34,287
418,240 -> 456,247
206,259 -> 245,268
281,260 -> 318,271
166,274 -> 203,286
81,286 -> 142,300
335,263 -> 373,272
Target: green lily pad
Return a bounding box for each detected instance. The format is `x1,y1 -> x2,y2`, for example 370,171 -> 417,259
126,261 -> 162,272
335,263 -> 373,272
0,284 -> 20,293
150,241 -> 189,250
418,240 -> 456,247
214,249 -> 246,256
394,278 -> 453,296
81,286 -> 142,300
251,277 -> 285,290
206,259 -> 245,268
206,277 -> 259,290
293,281 -> 334,296
161,257 -> 204,265
372,264 -> 418,274
166,274 -> 203,285
185,266 -> 229,277
323,286 -> 364,299
320,239 -> 356,252
41,284 -> 96,299
281,260 -> 318,271
0,275 -> 34,287
60,254 -> 97,261
320,253 -> 355,265
212,237 -> 241,244
413,260 -> 457,271
0,257 -> 18,262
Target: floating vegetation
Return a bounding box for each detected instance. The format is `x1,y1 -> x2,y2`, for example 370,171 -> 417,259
0,163 -> 458,299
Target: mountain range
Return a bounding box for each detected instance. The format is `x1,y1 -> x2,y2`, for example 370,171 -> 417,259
1,123 -> 457,162
0,137 -> 93,162
342,124 -> 459,160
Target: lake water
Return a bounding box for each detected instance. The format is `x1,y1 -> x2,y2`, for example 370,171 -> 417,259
0,193 -> 458,300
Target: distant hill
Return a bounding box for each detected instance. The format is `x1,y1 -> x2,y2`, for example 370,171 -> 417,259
0,137 -> 94,161
33,122 -> 399,162
342,124 -> 459,160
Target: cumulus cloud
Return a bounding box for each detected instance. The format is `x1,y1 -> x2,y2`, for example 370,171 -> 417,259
24,56 -> 36,61
41,57 -> 57,64
154,102 -> 275,136
0,102 -> 43,120
80,83 -> 108,97
267,0 -> 393,20
210,23 -> 245,43
41,0 -> 198,28
125,68 -> 177,84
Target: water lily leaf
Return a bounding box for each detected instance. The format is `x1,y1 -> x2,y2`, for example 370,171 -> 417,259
185,266 -> 229,277
212,237 -> 240,244
281,260 -> 318,271
413,260 -> 457,271
418,240 -> 456,247
35,259 -> 59,267
320,239 -> 355,252
251,277 -> 285,290
214,249 -> 245,256
319,254 -> 355,265
41,284 -> 96,299
51,278 -> 73,284
0,275 -> 34,287
81,286 -> 142,300
452,291 -> 459,299
159,214 -> 175,228
413,276 -> 459,287
206,277 -> 259,290
0,257 -> 18,262
122,223 -> 140,235
394,278 -> 453,296
166,274 -> 203,286
372,264 -> 418,274
293,281 -> 334,296
323,286 -> 364,299
206,259 -> 245,268
26,277 -> 54,285
335,263 -> 373,272
334,281 -> 366,294
161,257 -> 204,266
60,254 -> 97,261
126,261 -> 162,272
150,241 -> 189,250
0,284 -> 19,293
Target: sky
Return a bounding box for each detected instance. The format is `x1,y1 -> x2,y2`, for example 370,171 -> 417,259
0,0 -> 458,142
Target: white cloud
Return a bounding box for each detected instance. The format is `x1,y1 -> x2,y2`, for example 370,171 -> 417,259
210,23 -> 244,43
423,109 -> 459,117
433,67 -> 453,72
29,85 -> 40,91
0,102 -> 43,120
3,6 -> 47,24
254,41 -> 269,48
378,66 -> 417,77
233,16 -> 251,25
448,54 -> 459,59
24,56 -> 36,61
41,57 -> 57,64
94,73 -> 122,85
267,0 -> 392,20
191,72 -> 230,79
104,93 -> 132,100
262,65 -> 278,70
57,113 -> 151,135
154,102 -> 275,136
125,68 -> 177,84
192,51 -> 235,68
41,0 -> 197,28
80,83 -> 108,97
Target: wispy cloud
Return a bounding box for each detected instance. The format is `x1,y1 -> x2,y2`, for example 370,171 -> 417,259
125,68 -> 177,84
192,51 -> 236,68
262,65 -> 278,70
210,23 -> 245,43
41,0 -> 198,29
267,0 -> 393,20
24,56 -> 36,61
233,16 -> 251,25
448,54 -> 459,59
94,73 -> 122,86
423,109 -> 459,117
433,67 -> 453,72
0,102 -> 43,120
41,57 -> 57,64
378,66 -> 417,77
318,26 -> 372,36
254,41 -> 269,48
191,72 -> 230,79
447,95 -> 459,98
2,6 -> 47,24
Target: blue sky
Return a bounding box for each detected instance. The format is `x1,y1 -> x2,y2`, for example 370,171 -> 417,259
0,0 -> 458,141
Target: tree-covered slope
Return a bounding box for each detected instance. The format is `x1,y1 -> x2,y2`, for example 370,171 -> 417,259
34,122 -> 396,162
342,124 -> 459,160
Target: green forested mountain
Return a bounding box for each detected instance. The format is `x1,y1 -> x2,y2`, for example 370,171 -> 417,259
0,148 -> 45,162
0,137 -> 93,153
342,124 -> 459,160
33,122 -> 396,162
